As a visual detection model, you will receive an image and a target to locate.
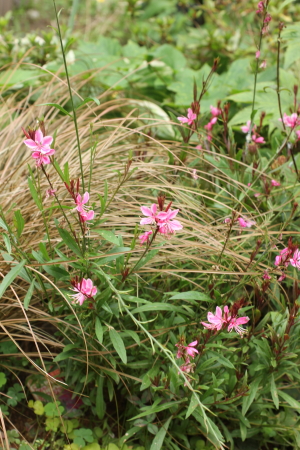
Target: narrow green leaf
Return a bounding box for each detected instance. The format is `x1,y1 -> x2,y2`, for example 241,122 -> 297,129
186,394 -> 200,419
14,210 -> 25,238
170,291 -> 212,302
278,0 -> 295,11
64,162 -> 70,185
95,317 -> 103,344
57,228 -> 82,257
38,103 -> 73,117
2,234 -> 11,254
278,390 -> 300,409
270,374 -> 279,409
76,96 -> 100,109
130,400 -> 183,420
109,328 -> 127,364
96,375 -> 105,419
24,279 -> 35,310
131,303 -> 190,315
28,177 -> 42,211
207,351 -> 235,369
0,218 -> 8,231
95,230 -> 120,246
52,159 -> 65,182
242,377 -> 261,415
53,350 -> 76,362
150,416 -> 172,450
0,260 -> 26,299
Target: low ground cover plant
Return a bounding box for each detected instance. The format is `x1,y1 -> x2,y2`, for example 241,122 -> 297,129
0,0 -> 300,449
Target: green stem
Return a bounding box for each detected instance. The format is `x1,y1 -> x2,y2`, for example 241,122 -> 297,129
53,0 -> 85,192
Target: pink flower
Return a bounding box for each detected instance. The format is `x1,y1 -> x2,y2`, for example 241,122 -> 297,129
296,130 -> 300,141
177,108 -> 197,126
23,129 -> 55,167
70,278 -> 97,305
157,208 -> 183,235
241,120 -> 251,133
263,271 -> 271,280
201,306 -> 225,331
79,210 -> 95,222
227,316 -> 250,336
238,217 -> 256,228
274,247 -> 290,267
256,50 -> 260,59
224,217 -> 231,224
76,192 -> 90,213
184,340 -> 199,359
196,144 -> 203,150
45,188 -> 56,198
254,193 -> 260,198
252,135 -> 265,144
259,60 -> 267,69
139,230 -> 152,245
191,169 -> 198,180
140,204 -> 158,226
256,1 -> 264,13
271,179 -> 280,187
264,13 -> 272,23
247,183 -> 251,187
210,105 -> 221,117
204,116 -> 218,131
280,113 -> 300,128
290,249 -> 300,269
278,273 -> 286,282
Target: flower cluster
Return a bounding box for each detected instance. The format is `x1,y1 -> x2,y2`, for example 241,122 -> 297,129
139,199 -> 183,244
201,305 -> 250,336
224,216 -> 256,229
70,277 -> 97,305
23,128 -> 55,167
274,239 -> 300,282
65,180 -> 95,224
279,113 -> 300,140
175,338 -> 198,383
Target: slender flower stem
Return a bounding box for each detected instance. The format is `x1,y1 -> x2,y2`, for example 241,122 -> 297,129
124,228 -> 159,280
53,0 -> 85,191
37,169 -> 53,255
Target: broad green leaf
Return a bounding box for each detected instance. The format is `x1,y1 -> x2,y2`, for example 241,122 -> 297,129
109,328 -> 127,364
242,377 -> 262,415
150,416 -> 172,450
24,279 -> 35,310
57,228 -> 82,257
0,260 -> 26,299
28,177 -> 42,211
95,317 -> 103,344
95,230 -> 120,246
270,374 -> 279,409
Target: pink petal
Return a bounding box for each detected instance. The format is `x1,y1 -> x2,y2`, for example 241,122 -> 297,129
140,217 -> 153,225
141,206 -> 153,217
188,340 -> 198,347
42,136 -> 53,146
150,204 -> 157,215
166,209 -> 179,220
35,129 -> 43,142
235,316 -> 250,325
85,210 -> 95,221
177,116 -> 189,124
24,139 -> 37,148
83,192 -> 90,204
169,220 -> 183,231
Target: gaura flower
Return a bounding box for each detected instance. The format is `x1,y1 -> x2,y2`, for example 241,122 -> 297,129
191,169 -> 199,180
227,316 -> 250,336
238,217 -> 256,228
23,128 -> 55,167
210,105 -> 221,117
263,271 -> 271,280
274,247 -> 290,268
156,208 -> 183,235
202,305 -> 249,336
177,108 -> 197,126
271,179 -> 280,187
139,230 -> 152,245
252,135 -> 265,144
279,113 -> 300,129
259,60 -> 267,69
184,340 -> 199,359
45,188 -> 56,198
255,50 -> 261,59
140,204 -> 158,226
79,210 -> 95,223
201,306 -> 225,331
290,249 -> 300,270
241,121 -> 251,133
74,191 -> 95,223
70,278 -> 97,305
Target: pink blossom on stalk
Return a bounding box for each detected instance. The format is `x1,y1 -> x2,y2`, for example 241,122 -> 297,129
279,113 -> 300,128
45,188 -> 56,198
264,13 -> 272,23
263,271 -> 271,280
271,179 -> 280,187
177,108 -> 197,126
238,217 -> 256,228
140,204 -> 158,226
157,208 -> 183,235
76,192 -> 90,212
256,50 -> 260,59
204,116 -> 218,131
252,135 -> 265,144
184,340 -> 199,360
201,306 -> 225,331
227,316 -> 250,336
274,247 -> 290,267
241,121 -> 251,133
278,273 -> 286,282
79,209 -> 95,223
191,169 -> 199,180
256,1 -> 264,13
290,249 -> 300,269
296,130 -> 300,141
259,60 -> 267,69
23,129 -> 55,167
224,217 -> 231,224
139,230 -> 152,245
210,105 -> 221,117
70,278 -> 97,306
